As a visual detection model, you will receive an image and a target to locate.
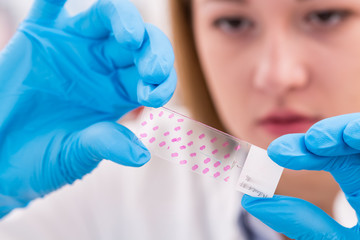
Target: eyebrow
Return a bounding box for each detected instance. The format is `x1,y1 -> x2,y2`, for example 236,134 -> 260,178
204,0 -> 248,3
206,0 -> 248,4
204,0 -> 313,3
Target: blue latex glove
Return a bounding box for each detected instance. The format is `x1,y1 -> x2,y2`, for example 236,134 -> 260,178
242,113 -> 360,239
0,0 -> 176,218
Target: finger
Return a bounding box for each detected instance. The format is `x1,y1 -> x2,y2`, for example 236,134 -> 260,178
268,134 -> 330,171
343,118 -> 360,151
98,23 -> 175,82
96,37 -> 135,69
268,134 -> 360,210
114,64 -> 176,110
305,113 -> 360,157
134,24 -> 175,85
137,68 -> 177,108
26,0 -> 67,23
67,0 -> 145,49
242,195 -> 356,240
64,122 -> 150,181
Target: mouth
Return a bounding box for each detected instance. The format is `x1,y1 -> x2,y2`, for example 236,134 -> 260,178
258,110 -> 320,136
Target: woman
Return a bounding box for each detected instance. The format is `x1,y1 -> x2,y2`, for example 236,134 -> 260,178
171,0 -> 347,215
170,0 -> 360,238
0,0 -> 358,239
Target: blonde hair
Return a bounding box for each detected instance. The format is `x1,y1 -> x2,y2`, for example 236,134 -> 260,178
170,0 -> 226,132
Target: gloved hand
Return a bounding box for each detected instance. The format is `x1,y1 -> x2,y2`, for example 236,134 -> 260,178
242,113 -> 360,239
0,0 -> 176,218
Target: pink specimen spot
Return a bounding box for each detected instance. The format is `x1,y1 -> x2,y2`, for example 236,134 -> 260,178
164,131 -> 170,136
171,153 -> 179,157
187,130 -> 193,136
159,141 -> 166,147
190,153 -> 197,157
235,145 -> 241,151
204,158 -> 211,164
150,113 -> 154,120
211,137 -> 217,143
180,160 -> 187,165
224,153 -> 230,159
187,141 -> 194,147
159,111 -> 164,117
141,121 -> 147,126
153,126 -> 159,131
169,113 -> 174,118
167,146 -> 170,150
177,119 -> 184,122
171,137 -> 181,142
212,149 -> 218,154
140,133 -> 148,138
224,165 -> 231,171
214,161 -> 221,168
149,137 -> 156,143
200,145 -> 206,151
174,126 -> 181,131
222,142 -> 229,147
192,165 -> 199,171
224,177 -> 230,182
214,172 -> 220,178
180,145 -> 186,150
199,133 -> 205,139
202,168 -> 209,174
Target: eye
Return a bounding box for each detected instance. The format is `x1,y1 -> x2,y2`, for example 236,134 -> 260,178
213,17 -> 254,34
305,9 -> 351,28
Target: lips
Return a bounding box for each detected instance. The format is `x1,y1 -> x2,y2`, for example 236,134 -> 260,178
258,110 -> 320,136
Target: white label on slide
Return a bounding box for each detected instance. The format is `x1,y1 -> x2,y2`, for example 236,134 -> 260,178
236,145 -> 283,198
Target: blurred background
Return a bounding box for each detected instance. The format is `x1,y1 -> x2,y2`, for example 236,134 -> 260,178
0,0 -> 171,49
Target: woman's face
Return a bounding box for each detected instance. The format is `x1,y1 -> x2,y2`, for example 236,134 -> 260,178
192,0 -> 360,149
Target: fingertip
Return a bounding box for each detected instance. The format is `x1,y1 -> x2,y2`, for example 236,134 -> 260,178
242,194 -> 283,209
127,147 -> 151,167
137,68 -> 177,108
304,121 -> 335,155
137,82 -> 160,107
267,134 -> 306,169
344,119 -> 360,150
267,138 -> 286,162
138,87 -> 170,108
79,122 -> 151,167
241,194 -> 259,209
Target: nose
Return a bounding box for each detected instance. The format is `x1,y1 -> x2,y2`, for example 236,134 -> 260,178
253,34 -> 309,97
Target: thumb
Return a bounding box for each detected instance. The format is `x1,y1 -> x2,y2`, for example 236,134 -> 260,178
63,122 -> 150,182
241,195 -> 356,239
26,0 -> 67,23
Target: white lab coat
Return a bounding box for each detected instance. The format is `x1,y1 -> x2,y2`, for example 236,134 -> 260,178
0,155 -> 281,240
